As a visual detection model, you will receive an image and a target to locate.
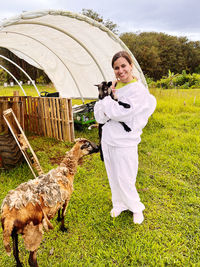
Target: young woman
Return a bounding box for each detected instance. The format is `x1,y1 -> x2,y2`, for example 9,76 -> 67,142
94,51 -> 156,224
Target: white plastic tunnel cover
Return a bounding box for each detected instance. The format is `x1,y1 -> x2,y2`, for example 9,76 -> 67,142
0,10 -> 147,99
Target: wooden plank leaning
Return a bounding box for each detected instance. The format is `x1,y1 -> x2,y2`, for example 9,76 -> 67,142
3,108 -> 44,178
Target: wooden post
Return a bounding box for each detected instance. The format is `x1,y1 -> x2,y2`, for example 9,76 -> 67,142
62,99 -> 69,141
23,97 -> 28,131
68,99 -> 75,142
27,97 -> 32,133
43,98 -> 51,137
13,91 -> 21,126
52,98 -> 58,140
38,98 -> 46,136
56,98 -> 62,140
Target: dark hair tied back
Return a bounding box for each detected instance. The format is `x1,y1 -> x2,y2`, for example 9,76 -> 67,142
111,51 -> 133,68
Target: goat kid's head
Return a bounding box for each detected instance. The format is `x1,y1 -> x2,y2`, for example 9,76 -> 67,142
75,138 -> 99,156
95,81 -> 113,100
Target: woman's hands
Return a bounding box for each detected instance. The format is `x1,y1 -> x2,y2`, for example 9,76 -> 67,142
111,80 -> 118,97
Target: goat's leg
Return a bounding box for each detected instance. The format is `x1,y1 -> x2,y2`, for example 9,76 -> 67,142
28,250 -> 38,267
60,203 -> 68,232
57,208 -> 62,222
99,144 -> 104,162
98,124 -> 104,161
11,229 -> 22,267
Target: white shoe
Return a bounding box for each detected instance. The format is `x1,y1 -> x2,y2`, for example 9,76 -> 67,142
110,208 -> 123,218
133,212 -> 144,224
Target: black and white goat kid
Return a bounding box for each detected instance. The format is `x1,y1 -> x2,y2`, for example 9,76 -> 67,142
95,81 -> 131,161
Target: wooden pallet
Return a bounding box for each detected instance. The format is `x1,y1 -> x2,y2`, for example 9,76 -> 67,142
0,95 -> 74,142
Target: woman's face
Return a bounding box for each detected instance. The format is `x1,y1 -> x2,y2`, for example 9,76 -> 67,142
113,57 -> 133,83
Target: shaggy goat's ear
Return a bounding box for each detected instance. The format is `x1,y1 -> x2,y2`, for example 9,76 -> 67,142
94,84 -> 99,87
107,81 -> 112,87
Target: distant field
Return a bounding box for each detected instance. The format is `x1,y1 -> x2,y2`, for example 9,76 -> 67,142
0,84 -> 56,97
0,87 -> 199,266
0,84 -> 92,106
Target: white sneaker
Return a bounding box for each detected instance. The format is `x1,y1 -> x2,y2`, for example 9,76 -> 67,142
133,212 -> 144,224
110,208 -> 123,218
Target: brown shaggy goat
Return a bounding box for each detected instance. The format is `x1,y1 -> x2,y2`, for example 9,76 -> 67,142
1,138 -> 99,267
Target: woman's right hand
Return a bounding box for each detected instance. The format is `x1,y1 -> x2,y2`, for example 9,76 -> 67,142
111,80 -> 117,89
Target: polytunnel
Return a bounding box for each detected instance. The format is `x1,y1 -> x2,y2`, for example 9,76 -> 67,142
0,10 -> 147,100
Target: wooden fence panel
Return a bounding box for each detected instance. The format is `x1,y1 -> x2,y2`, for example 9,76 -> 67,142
0,96 -> 74,142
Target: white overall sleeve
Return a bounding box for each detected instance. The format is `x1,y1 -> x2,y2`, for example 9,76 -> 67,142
94,100 -> 110,124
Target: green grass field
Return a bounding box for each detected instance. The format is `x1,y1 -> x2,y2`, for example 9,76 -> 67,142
0,87 -> 199,266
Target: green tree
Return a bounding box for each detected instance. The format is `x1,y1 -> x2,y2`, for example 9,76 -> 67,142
120,32 -> 162,79
120,32 -> 200,80
81,9 -> 118,34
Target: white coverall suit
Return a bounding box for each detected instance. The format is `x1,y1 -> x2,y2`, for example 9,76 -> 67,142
94,80 -> 156,214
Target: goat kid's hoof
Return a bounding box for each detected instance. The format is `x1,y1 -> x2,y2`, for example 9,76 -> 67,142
124,125 -> 131,132
60,226 -> 68,232
123,103 -> 131,108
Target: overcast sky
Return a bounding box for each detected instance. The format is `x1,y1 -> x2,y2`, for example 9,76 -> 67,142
0,0 -> 199,41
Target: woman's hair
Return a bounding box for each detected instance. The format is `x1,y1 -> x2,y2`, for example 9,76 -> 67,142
111,51 -> 133,68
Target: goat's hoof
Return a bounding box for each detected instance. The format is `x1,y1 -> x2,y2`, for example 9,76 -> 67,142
60,226 -> 68,232
17,261 -> 23,267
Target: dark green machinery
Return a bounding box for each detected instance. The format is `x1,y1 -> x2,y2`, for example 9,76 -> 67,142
73,101 -> 96,128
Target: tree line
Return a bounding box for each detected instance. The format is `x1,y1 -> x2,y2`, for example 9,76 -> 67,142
81,9 -> 200,80
0,9 -> 199,83
120,32 -> 200,80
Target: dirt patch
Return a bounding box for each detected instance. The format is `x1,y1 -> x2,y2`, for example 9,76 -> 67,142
50,156 -> 65,165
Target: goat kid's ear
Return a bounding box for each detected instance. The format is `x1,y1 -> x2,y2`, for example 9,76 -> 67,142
107,81 -> 112,87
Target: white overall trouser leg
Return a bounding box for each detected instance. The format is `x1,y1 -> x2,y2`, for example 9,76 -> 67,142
102,142 -> 145,213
